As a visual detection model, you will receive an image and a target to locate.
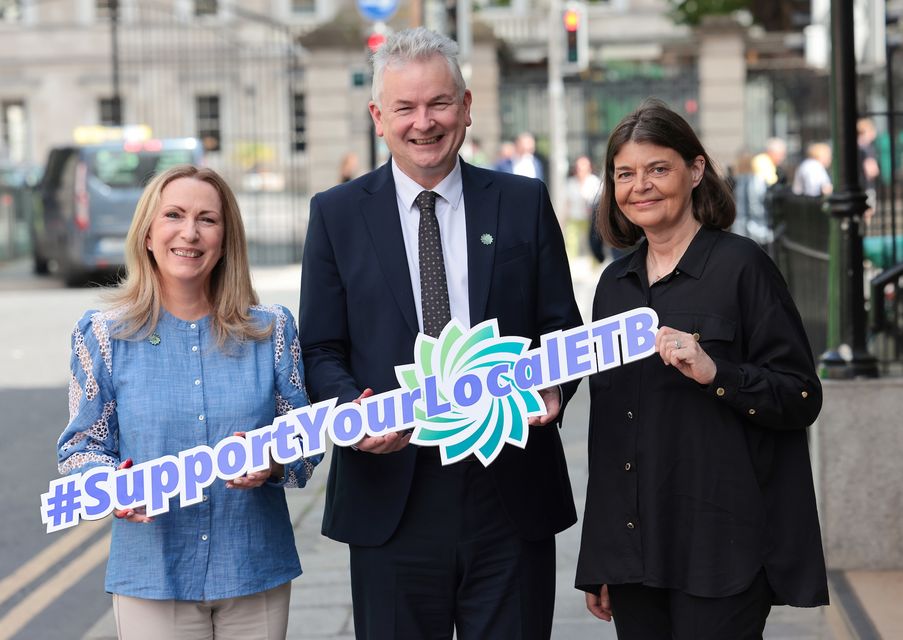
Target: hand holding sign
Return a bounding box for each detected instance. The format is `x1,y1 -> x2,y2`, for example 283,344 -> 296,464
527,387 -> 562,427
226,432 -> 282,489
113,459 -> 153,523
350,388 -> 413,454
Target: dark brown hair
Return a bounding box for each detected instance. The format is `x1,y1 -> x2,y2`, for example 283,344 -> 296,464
596,98 -> 735,248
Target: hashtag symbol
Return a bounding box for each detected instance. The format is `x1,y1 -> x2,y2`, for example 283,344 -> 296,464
40,477 -> 83,533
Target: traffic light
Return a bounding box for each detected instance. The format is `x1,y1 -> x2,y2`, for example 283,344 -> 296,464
366,20 -> 389,53
367,31 -> 386,52
562,2 -> 588,74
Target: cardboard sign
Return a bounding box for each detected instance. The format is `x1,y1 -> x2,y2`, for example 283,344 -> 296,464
41,308 -> 658,533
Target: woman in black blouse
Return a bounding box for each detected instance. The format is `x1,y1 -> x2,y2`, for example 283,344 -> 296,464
575,99 -> 827,638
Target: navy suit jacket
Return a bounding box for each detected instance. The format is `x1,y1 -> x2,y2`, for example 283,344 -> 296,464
299,160 -> 581,546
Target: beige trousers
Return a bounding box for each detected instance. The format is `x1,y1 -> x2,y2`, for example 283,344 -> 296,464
112,581 -> 291,640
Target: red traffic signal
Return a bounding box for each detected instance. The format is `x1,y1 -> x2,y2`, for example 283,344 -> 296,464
561,2 -> 587,73
367,32 -> 386,52
563,8 -> 579,32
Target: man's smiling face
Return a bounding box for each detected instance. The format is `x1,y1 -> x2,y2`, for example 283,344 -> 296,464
369,54 -> 472,189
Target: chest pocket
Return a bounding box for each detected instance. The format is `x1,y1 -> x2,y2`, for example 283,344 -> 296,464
495,242 -> 530,266
661,312 -> 737,358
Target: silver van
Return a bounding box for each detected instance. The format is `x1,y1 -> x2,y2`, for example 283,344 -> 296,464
31,138 -> 202,285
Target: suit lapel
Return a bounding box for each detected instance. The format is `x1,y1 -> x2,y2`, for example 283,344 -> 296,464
360,164 -> 419,336
461,162 -> 499,324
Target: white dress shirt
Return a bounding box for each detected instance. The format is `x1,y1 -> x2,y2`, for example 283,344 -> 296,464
392,158 -> 471,332
512,154 -> 538,179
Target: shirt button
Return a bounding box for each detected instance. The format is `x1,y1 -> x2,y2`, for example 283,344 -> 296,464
627,411 -> 634,420
692,332 -> 700,341
198,414 -> 205,421
202,495 -> 208,502
624,462 -> 632,471
192,345 -> 198,352
748,408 -> 756,415
201,534 -> 208,541
801,391 -> 809,398
190,323 -> 197,329
194,379 -> 201,386
716,387 -> 725,397
626,521 -> 635,529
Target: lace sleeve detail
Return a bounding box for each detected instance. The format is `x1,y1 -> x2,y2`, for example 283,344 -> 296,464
284,458 -> 317,489
57,311 -> 121,476
250,304 -> 287,363
289,334 -> 304,392
256,305 -> 321,488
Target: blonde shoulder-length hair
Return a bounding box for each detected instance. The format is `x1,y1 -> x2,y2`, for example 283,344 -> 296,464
107,164 -> 272,346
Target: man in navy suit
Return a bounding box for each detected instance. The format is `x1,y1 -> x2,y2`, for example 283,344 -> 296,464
299,27 -> 582,640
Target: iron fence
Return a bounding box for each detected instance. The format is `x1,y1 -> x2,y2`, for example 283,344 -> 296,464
768,188 -> 831,359
768,186 -> 903,375
113,2 -> 307,265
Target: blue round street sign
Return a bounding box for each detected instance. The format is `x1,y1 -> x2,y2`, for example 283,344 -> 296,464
357,0 -> 399,22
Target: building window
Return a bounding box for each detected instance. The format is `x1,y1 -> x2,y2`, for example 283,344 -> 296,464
197,95 -> 221,152
291,0 -> 315,13
99,97 -> 122,126
0,0 -> 22,22
195,0 -> 217,16
1,100 -> 26,163
292,93 -> 306,152
96,0 -> 113,19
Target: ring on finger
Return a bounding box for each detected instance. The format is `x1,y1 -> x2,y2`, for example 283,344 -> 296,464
674,339 -> 682,349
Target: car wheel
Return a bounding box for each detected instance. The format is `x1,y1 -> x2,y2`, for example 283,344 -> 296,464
33,250 -> 50,275
62,267 -> 86,287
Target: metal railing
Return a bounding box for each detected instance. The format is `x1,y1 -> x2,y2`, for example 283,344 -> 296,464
870,263 -> 903,376
768,185 -> 903,375
768,187 -> 831,359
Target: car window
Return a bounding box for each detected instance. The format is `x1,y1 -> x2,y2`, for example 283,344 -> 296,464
87,148 -> 196,188
40,149 -> 74,194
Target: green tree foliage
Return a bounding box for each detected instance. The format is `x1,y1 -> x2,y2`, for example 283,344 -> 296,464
667,0 -> 750,26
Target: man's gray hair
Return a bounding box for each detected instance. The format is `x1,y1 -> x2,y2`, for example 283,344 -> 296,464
371,27 -> 466,107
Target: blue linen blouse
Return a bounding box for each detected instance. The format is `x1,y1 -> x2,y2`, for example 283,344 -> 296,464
57,304 -> 321,601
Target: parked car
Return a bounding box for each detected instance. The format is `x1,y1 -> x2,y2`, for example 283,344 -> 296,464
31,137 -> 202,285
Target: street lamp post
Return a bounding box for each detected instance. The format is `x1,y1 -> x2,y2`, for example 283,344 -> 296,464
886,15 -> 898,268
820,0 -> 879,378
110,0 -> 123,126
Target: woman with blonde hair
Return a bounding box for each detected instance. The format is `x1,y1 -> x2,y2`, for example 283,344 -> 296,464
57,165 -> 319,639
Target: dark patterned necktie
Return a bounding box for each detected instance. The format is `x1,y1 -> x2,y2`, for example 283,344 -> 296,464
416,190 -> 451,338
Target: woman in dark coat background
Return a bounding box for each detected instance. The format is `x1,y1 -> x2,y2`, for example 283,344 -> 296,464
575,99 -> 828,639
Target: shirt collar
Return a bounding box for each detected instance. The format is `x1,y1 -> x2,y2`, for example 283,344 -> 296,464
617,225 -> 722,282
392,157 -> 464,212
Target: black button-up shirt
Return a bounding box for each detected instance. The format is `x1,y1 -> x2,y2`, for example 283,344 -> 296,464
575,227 -> 828,607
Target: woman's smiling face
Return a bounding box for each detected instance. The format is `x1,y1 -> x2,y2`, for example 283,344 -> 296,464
612,141 -> 704,234
146,177 -> 224,292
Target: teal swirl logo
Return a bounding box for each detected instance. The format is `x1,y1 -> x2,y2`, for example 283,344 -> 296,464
395,319 -> 545,465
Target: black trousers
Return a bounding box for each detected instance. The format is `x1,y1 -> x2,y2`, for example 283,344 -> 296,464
607,569 -> 773,640
348,449 -> 556,640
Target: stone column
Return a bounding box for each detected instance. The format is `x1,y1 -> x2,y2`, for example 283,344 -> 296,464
696,17 -> 747,173
464,38 -> 502,161
303,46 -> 373,194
